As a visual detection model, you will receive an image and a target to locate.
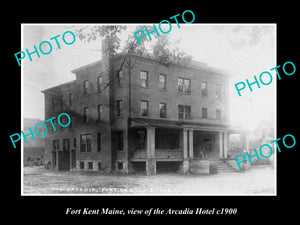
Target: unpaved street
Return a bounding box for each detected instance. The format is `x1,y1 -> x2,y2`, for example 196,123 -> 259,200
23,165 -> 275,195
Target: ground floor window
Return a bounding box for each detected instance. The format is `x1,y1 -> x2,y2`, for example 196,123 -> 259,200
98,162 -> 102,170
80,161 -> 84,169
80,134 -> 92,152
117,161 -> 124,170
63,138 -> 70,151
134,129 -> 146,150
88,162 -> 93,170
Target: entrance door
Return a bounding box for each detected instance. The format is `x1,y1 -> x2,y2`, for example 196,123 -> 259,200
204,138 -> 213,158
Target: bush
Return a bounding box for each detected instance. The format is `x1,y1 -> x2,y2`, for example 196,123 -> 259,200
209,163 -> 218,174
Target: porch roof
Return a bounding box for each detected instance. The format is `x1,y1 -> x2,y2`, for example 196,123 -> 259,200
129,117 -> 234,132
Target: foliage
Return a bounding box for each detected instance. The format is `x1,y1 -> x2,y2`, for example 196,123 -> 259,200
75,25 -> 192,66
75,25 -> 126,56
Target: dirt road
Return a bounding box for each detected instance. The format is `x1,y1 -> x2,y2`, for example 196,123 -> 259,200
23,165 -> 275,195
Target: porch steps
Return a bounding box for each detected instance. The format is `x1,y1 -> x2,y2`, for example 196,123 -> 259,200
209,159 -> 237,173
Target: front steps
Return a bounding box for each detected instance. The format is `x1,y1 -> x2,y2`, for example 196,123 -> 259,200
209,159 -> 237,173
190,158 -> 237,174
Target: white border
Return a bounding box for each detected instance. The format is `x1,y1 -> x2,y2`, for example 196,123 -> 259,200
21,23 -> 277,196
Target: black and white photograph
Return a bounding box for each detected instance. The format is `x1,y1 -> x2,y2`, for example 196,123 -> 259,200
21,23 -> 276,195
4,5 -> 298,222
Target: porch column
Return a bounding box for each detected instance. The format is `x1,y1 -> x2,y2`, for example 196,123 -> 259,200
69,149 -> 72,171
188,129 -> 194,158
146,126 -> 156,175
219,131 -> 224,159
224,132 -> 229,159
182,128 -> 190,174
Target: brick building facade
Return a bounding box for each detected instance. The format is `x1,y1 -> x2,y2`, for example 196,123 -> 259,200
42,45 -> 237,175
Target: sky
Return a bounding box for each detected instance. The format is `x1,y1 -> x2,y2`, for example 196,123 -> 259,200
22,24 -> 276,132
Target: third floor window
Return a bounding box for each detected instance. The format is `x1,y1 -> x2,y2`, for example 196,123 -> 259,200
83,80 -> 89,95
178,78 -> 191,94
140,71 -> 148,88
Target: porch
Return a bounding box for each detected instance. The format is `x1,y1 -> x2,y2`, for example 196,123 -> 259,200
128,124 -> 241,175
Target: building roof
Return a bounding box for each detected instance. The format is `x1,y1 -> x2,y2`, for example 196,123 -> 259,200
70,60 -> 102,74
69,53 -> 232,76
41,80 -> 76,94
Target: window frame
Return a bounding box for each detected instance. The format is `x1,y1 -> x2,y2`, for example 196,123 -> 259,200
68,93 -> 74,107
178,77 -> 191,94
178,105 -> 191,119
140,100 -> 149,117
117,70 -> 123,87
201,81 -> 208,97
83,80 -> 89,95
52,98 -> 57,110
88,162 -> 93,170
73,137 -> 77,148
159,102 -> 167,118
216,83 -> 221,100
116,100 -> 123,117
97,132 -> 101,152
80,161 -> 85,169
97,76 -> 103,92
216,109 -> 221,120
63,138 -> 70,151
159,74 -> 166,90
140,71 -> 148,88
80,134 -> 92,153
202,107 -> 208,118
97,104 -> 103,121
83,107 -> 89,122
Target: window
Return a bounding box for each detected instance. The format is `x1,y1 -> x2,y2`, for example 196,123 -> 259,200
69,93 -> 74,107
216,84 -> 221,100
216,109 -> 221,120
73,138 -> 77,148
60,96 -> 64,110
83,80 -> 89,95
63,139 -> 70,151
136,129 -> 146,149
97,76 -> 103,92
140,71 -> 148,88
178,78 -> 191,94
80,134 -> 92,153
201,82 -> 208,97
117,161 -> 124,170
140,100 -> 148,116
116,130 -> 123,151
53,140 -> 59,150
159,74 -> 166,90
178,105 -> 191,119
88,162 -> 93,170
97,104 -> 102,121
117,70 -> 123,87
159,103 -> 167,118
97,132 -> 101,152
116,100 -> 123,117
80,162 -> 85,169
83,107 -> 89,122
98,162 -> 102,170
202,107 -> 208,118
52,98 -> 57,109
